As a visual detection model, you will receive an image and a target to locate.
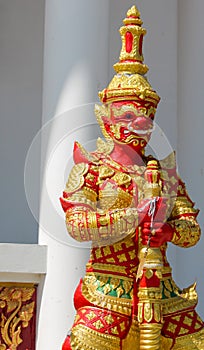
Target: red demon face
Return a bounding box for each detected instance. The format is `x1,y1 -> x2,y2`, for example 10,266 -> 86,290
102,101 -> 154,154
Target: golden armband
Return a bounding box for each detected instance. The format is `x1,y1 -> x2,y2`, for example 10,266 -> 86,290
170,217 -> 201,248
111,208 -> 138,239
171,196 -> 199,218
66,207 -> 138,243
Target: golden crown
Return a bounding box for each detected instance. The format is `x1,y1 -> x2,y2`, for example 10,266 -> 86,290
98,6 -> 160,109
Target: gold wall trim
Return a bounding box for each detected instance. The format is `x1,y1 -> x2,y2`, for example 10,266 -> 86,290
0,284 -> 36,349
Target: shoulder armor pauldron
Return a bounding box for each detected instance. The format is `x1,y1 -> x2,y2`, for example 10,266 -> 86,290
65,163 -> 89,194
73,141 -> 99,164
73,138 -> 114,165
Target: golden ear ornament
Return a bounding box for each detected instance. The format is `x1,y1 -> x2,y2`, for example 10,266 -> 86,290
94,104 -> 111,140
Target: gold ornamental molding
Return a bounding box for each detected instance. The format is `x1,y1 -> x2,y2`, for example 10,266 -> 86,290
0,283 -> 36,350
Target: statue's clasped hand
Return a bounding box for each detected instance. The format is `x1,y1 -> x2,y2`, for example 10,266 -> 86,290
137,197 -> 174,247
141,221 -> 173,247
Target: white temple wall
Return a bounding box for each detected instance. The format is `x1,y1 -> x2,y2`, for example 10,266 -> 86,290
0,0 -> 44,243
176,0 -> 204,317
38,1 -> 112,349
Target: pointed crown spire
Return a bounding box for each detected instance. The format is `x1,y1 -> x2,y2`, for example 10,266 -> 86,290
99,5 -> 160,116
114,5 -> 148,75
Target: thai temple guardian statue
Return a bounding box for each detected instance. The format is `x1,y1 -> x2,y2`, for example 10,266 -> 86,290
60,5 -> 204,350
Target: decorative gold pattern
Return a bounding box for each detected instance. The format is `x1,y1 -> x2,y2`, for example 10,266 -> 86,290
124,6 -> 142,25
113,172 -> 132,186
99,165 -> 115,180
161,336 -> 173,349
98,5 -> 160,105
68,191 -> 97,209
114,6 -> 148,74
172,327 -> 204,349
70,305 -> 204,349
161,282 -> 198,316
86,264 -> 134,279
0,285 -> 35,350
138,288 -> 162,302
119,24 -> 146,63
82,279 -> 132,316
99,187 -> 133,211
160,152 -> 176,169
99,73 -> 160,108
171,196 -> 199,217
145,269 -> 154,279
139,323 -> 163,350
121,318 -> 140,350
65,163 -> 89,193
96,137 -> 114,155
66,204 -> 137,244
94,104 -> 112,140
170,218 -> 201,247
83,186 -> 98,203
71,324 -> 121,350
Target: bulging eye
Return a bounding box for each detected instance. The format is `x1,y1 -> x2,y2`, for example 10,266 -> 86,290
125,112 -> 134,120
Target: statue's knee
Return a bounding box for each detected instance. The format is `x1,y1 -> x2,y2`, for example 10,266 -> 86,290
62,335 -> 72,350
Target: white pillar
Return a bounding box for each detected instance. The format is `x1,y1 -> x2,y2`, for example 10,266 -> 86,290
176,0 -> 204,318
37,1 -> 111,350
0,0 -> 44,244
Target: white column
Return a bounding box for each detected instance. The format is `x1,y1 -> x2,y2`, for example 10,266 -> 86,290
37,1 -> 111,350
176,0 -> 204,318
0,0 -> 44,244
